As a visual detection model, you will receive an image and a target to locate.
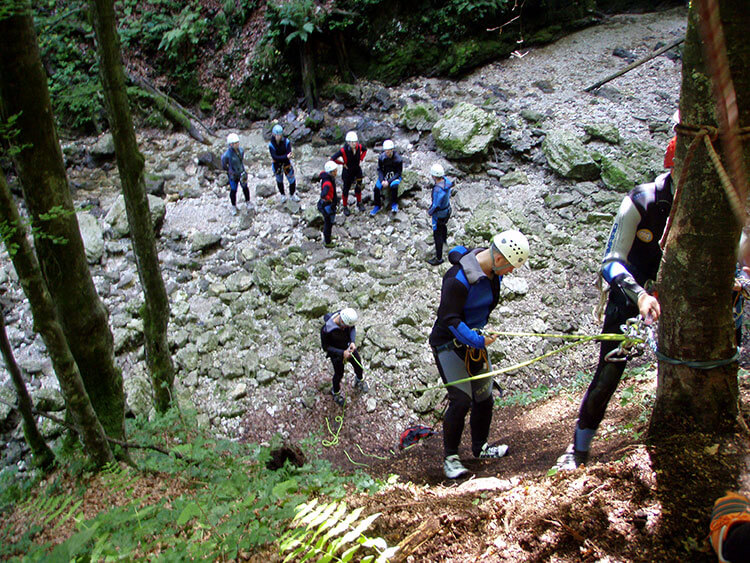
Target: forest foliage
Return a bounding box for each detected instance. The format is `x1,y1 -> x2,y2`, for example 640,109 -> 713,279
34,0 -> 604,133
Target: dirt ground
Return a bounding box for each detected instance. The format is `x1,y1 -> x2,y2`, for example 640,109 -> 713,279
263,350 -> 750,562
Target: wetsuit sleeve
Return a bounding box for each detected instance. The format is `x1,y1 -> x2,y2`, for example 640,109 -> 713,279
221,151 -> 229,172
437,277 -> 485,349
349,327 -> 356,345
331,148 -> 345,164
269,142 -> 282,162
377,156 -> 384,182
428,185 -> 438,215
359,145 -> 367,161
601,196 -> 645,304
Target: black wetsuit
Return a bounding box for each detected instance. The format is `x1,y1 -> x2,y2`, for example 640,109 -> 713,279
430,246 -> 502,457
321,311 -> 363,393
578,173 -> 672,434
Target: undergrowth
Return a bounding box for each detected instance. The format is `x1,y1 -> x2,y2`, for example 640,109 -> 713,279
0,407 -> 382,561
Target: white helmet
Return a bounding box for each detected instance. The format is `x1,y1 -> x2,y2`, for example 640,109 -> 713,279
339,308 -> 358,326
227,133 -> 239,145
492,230 -> 530,267
383,139 -> 394,151
345,131 -> 358,143
430,163 -> 444,177
324,160 -> 338,173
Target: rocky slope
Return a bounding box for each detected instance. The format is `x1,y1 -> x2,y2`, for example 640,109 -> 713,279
0,7 -> 687,468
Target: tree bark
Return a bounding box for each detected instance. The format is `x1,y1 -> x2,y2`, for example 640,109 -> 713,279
0,306 -> 55,470
0,175 -> 114,466
89,0 -> 175,413
300,41 -> 317,111
649,0 -> 750,436
0,0 -> 126,440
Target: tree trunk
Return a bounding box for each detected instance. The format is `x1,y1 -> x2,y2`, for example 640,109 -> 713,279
0,175 -> 114,466
0,306 -> 55,470
89,0 -> 175,413
0,0 -> 126,440
300,41 -> 317,111
649,0 -> 750,436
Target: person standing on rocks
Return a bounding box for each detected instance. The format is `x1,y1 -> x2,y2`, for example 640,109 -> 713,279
221,133 -> 251,215
320,307 -> 369,407
556,169 -> 673,471
331,131 -> 366,216
269,124 -> 299,204
317,160 -> 339,247
427,163 -> 453,265
371,139 -> 403,216
430,230 -> 530,479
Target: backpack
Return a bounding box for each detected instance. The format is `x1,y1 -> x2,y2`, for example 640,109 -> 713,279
399,425 -> 436,449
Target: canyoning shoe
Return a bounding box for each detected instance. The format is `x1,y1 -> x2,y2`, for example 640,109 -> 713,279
476,442 -> 509,459
357,202 -> 365,212
710,491 -> 750,562
391,203 -> 398,214
331,390 -> 345,407
230,206 -> 238,216
343,206 -> 351,216
354,378 -> 370,393
370,206 -> 381,216
290,193 -> 301,202
427,256 -> 444,266
279,194 -> 287,204
443,455 -> 469,479
555,444 -> 588,471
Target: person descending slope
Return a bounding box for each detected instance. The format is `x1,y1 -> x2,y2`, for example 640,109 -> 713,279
268,124 -> 298,203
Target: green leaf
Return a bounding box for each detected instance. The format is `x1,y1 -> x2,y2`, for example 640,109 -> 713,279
177,501 -> 202,526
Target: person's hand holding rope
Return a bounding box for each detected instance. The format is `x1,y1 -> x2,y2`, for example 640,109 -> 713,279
483,333 -> 498,347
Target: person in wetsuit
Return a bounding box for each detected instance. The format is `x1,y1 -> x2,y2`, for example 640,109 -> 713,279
429,230 -> 530,479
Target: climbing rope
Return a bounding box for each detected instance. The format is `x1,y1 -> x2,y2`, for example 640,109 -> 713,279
322,409 -> 344,447
660,0 -> 750,248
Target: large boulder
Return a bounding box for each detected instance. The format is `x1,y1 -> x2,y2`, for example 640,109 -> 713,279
463,200 -> 516,242
399,103 -> 439,132
104,194 -> 167,238
432,102 -> 502,159
542,130 -> 600,180
76,211 -> 104,264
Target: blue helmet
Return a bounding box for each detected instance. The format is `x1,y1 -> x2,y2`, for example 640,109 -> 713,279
272,124 -> 283,136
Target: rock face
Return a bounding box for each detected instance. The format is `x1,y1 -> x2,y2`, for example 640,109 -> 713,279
432,102 -> 502,159
542,130 -> 600,180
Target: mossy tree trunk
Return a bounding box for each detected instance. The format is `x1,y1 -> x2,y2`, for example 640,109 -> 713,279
0,0 -> 126,440
649,0 -> 750,436
0,174 -> 114,467
0,306 -> 55,470
89,0 -> 175,412
300,41 -> 317,110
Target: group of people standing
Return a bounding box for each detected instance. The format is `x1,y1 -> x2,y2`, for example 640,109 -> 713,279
222,126 -> 454,262
224,117 -> 741,487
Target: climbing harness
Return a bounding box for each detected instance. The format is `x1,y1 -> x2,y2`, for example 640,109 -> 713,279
422,322 -> 649,393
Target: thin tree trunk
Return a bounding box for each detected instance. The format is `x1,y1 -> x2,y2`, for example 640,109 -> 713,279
0,176 -> 114,466
0,307 -> 55,470
649,0 -> 750,436
89,0 -> 175,412
300,42 -> 317,110
0,0 -> 126,439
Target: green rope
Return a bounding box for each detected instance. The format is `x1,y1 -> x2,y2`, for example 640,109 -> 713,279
322,411 -> 344,447
356,443 -> 391,461
348,352 -> 364,370
344,450 -> 369,467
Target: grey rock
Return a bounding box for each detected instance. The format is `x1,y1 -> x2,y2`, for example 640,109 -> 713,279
90,133 -> 115,159
225,271 -> 253,292
294,294 -> 330,318
256,369 -> 276,384
105,194 -> 167,238
31,387 -> 65,412
124,368 -> 152,418
432,102 -> 502,159
464,200 -> 515,241
399,103 -> 439,131
231,383 -> 247,400
191,232 -> 222,252
584,123 -> 621,144
77,212 -> 104,264
542,130 -> 600,180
